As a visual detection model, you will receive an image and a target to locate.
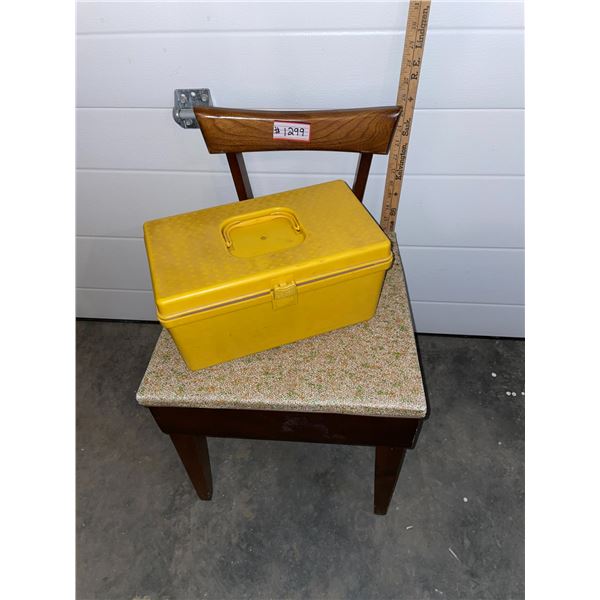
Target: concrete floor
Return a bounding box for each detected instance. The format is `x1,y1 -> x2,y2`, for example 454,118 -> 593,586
76,320 -> 524,600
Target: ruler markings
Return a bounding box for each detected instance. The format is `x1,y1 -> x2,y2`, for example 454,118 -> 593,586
380,0 -> 431,232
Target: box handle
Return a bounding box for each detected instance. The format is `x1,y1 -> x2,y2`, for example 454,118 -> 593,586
221,208 -> 302,249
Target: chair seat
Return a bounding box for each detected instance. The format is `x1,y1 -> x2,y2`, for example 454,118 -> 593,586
136,235 -> 426,418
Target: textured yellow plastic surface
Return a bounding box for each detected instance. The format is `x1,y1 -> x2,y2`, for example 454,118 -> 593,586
143,180 -> 393,370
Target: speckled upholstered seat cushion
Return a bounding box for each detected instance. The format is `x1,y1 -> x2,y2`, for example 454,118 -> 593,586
136,235 -> 426,418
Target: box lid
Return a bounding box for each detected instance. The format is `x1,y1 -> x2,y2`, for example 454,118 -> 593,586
143,180 -> 392,321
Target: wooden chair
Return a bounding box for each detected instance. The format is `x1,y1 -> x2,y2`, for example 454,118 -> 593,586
136,106 -> 428,515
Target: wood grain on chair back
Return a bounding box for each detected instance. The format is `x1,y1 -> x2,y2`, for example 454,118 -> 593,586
194,106 -> 401,154
193,106 -> 401,203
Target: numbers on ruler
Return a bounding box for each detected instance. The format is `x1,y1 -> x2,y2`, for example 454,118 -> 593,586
380,0 -> 430,232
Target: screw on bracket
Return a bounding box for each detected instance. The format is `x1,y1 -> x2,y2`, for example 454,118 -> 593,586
173,88 -> 212,129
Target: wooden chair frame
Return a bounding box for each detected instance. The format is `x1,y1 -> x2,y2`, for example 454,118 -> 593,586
147,105 -> 428,515
194,106 -> 401,203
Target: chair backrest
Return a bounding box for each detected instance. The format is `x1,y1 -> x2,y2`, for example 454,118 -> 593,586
194,106 -> 401,203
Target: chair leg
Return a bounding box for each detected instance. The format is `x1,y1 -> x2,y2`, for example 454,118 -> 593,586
374,446 -> 406,515
169,434 -> 213,500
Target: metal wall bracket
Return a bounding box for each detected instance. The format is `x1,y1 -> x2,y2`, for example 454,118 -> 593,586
173,88 -> 212,129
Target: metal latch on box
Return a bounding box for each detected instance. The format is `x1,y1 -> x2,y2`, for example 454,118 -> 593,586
173,88 -> 212,129
272,281 -> 298,309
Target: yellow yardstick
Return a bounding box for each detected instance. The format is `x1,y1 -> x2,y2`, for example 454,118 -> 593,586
380,0 -> 431,233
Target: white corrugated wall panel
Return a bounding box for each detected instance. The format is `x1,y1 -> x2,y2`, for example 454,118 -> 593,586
76,0 -> 524,336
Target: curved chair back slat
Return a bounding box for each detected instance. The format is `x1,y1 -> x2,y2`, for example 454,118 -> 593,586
194,106 -> 401,154
193,105 -> 401,203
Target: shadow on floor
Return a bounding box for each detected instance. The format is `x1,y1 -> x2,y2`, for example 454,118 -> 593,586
76,320 -> 524,600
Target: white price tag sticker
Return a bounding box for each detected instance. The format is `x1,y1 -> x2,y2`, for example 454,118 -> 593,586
273,121 -> 311,142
